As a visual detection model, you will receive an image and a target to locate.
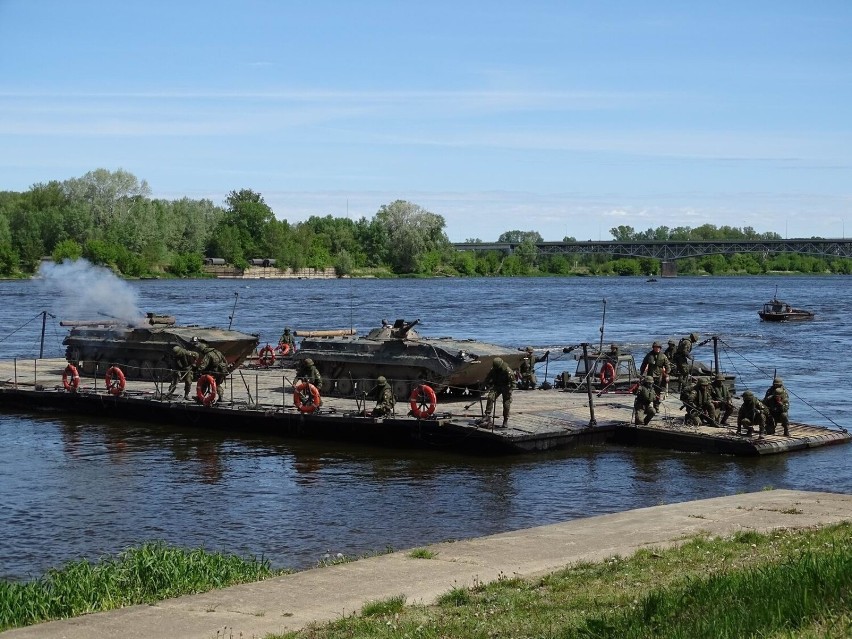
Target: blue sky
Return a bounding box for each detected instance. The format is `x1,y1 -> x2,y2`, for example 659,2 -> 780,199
1,1 -> 850,241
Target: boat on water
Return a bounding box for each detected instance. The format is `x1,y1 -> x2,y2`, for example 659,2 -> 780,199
758,297 -> 815,322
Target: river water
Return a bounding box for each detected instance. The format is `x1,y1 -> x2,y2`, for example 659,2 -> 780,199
0,274 -> 850,581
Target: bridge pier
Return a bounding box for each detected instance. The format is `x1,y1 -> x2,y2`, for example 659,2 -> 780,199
661,261 -> 677,277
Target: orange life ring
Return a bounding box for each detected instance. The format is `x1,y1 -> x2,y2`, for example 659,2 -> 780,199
599,362 -> 616,386
409,384 -> 437,419
62,364 -> 80,392
105,366 -> 126,396
294,381 -> 321,414
196,374 -> 218,406
277,342 -> 292,356
258,344 -> 276,367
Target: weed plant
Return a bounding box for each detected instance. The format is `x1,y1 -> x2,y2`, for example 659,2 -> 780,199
0,541 -> 284,631
278,523 -> 852,639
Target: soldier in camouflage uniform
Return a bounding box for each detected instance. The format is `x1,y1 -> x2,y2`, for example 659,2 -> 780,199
296,358 -> 323,389
633,376 -> 657,425
711,373 -> 734,426
694,377 -> 717,425
479,357 -> 515,428
370,375 -> 395,417
737,390 -> 769,438
168,344 -> 198,399
663,339 -> 677,362
672,332 -> 699,379
679,378 -> 700,425
763,377 -> 790,436
279,327 -> 296,351
193,338 -> 229,402
639,341 -> 669,409
518,346 -> 549,390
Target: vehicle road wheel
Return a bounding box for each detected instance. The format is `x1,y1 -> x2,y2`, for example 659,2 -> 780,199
336,377 -> 354,396
392,379 -> 411,401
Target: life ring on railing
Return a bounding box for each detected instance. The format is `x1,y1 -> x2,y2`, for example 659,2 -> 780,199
196,374 -> 217,406
105,366 -> 126,396
258,344 -> 276,367
294,381 -> 321,414
62,364 -> 80,392
599,362 -> 616,386
277,342 -> 292,356
409,384 -> 437,419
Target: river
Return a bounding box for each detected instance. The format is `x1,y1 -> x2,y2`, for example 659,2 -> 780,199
0,273 -> 849,581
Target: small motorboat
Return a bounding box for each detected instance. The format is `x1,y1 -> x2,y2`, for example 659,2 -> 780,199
758,297 -> 814,322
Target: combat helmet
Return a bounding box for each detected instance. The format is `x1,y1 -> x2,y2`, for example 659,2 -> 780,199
643,375 -> 654,384
742,390 -> 754,401
698,377 -> 710,386
377,375 -> 387,385
304,358 -> 314,366
773,377 -> 783,386
493,357 -> 504,367
284,327 -> 291,333
689,332 -> 699,342
668,339 -> 675,346
652,341 -> 661,348
715,373 -> 725,382
172,345 -> 181,354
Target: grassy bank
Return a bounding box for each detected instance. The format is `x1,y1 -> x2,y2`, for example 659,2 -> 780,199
0,542 -> 287,632
277,523 -> 852,639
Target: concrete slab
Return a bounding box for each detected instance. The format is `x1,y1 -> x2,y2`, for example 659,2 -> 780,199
3,489 -> 852,639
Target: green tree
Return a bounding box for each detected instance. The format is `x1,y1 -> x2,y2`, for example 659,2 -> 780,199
497,230 -> 543,243
374,200 -> 450,274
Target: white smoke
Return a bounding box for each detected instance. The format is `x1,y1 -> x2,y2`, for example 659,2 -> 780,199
38,259 -> 143,324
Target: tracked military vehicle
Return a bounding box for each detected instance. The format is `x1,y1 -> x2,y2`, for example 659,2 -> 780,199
294,319 -> 526,399
62,313 -> 259,381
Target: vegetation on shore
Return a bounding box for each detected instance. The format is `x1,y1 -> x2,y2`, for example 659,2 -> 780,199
276,522 -> 852,639
1,524 -> 850,635
0,542 -> 287,632
2,168 -> 852,279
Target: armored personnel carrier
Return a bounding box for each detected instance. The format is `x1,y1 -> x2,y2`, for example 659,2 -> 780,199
294,319 -> 526,399
62,313 -> 259,381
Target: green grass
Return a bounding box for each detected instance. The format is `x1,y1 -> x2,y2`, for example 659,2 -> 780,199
0,541 -> 286,632
274,523 -> 852,639
407,548 -> 437,559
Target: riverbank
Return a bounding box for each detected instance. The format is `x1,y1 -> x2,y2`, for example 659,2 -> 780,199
3,489 -> 851,639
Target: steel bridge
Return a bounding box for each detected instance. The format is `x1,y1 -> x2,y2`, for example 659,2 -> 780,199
452,238 -> 852,275
453,238 -> 852,260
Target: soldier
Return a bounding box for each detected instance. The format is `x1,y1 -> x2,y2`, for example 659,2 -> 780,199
633,376 -> 657,425
679,378 -> 700,426
672,332 -> 699,379
711,374 -> 734,426
167,344 -> 198,400
763,377 -> 790,437
694,377 -> 717,425
479,357 -> 515,428
296,357 -> 323,389
370,375 -> 395,417
663,339 -> 677,362
639,341 -> 669,409
279,327 -> 296,351
194,338 -> 229,403
518,346 -> 549,390
737,390 -> 769,438
607,343 -> 620,362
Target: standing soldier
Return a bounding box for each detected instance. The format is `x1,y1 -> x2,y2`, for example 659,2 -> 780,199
711,374 -> 734,426
518,346 -> 549,390
639,341 -> 669,409
737,390 -> 769,438
279,327 -> 296,352
167,344 -> 198,400
633,376 -> 657,425
763,377 -> 790,437
370,375 -> 395,417
694,377 -> 717,425
663,339 -> 677,362
673,333 -> 699,379
479,357 -> 515,428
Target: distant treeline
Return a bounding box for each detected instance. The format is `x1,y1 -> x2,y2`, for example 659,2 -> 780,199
1,168 -> 850,278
